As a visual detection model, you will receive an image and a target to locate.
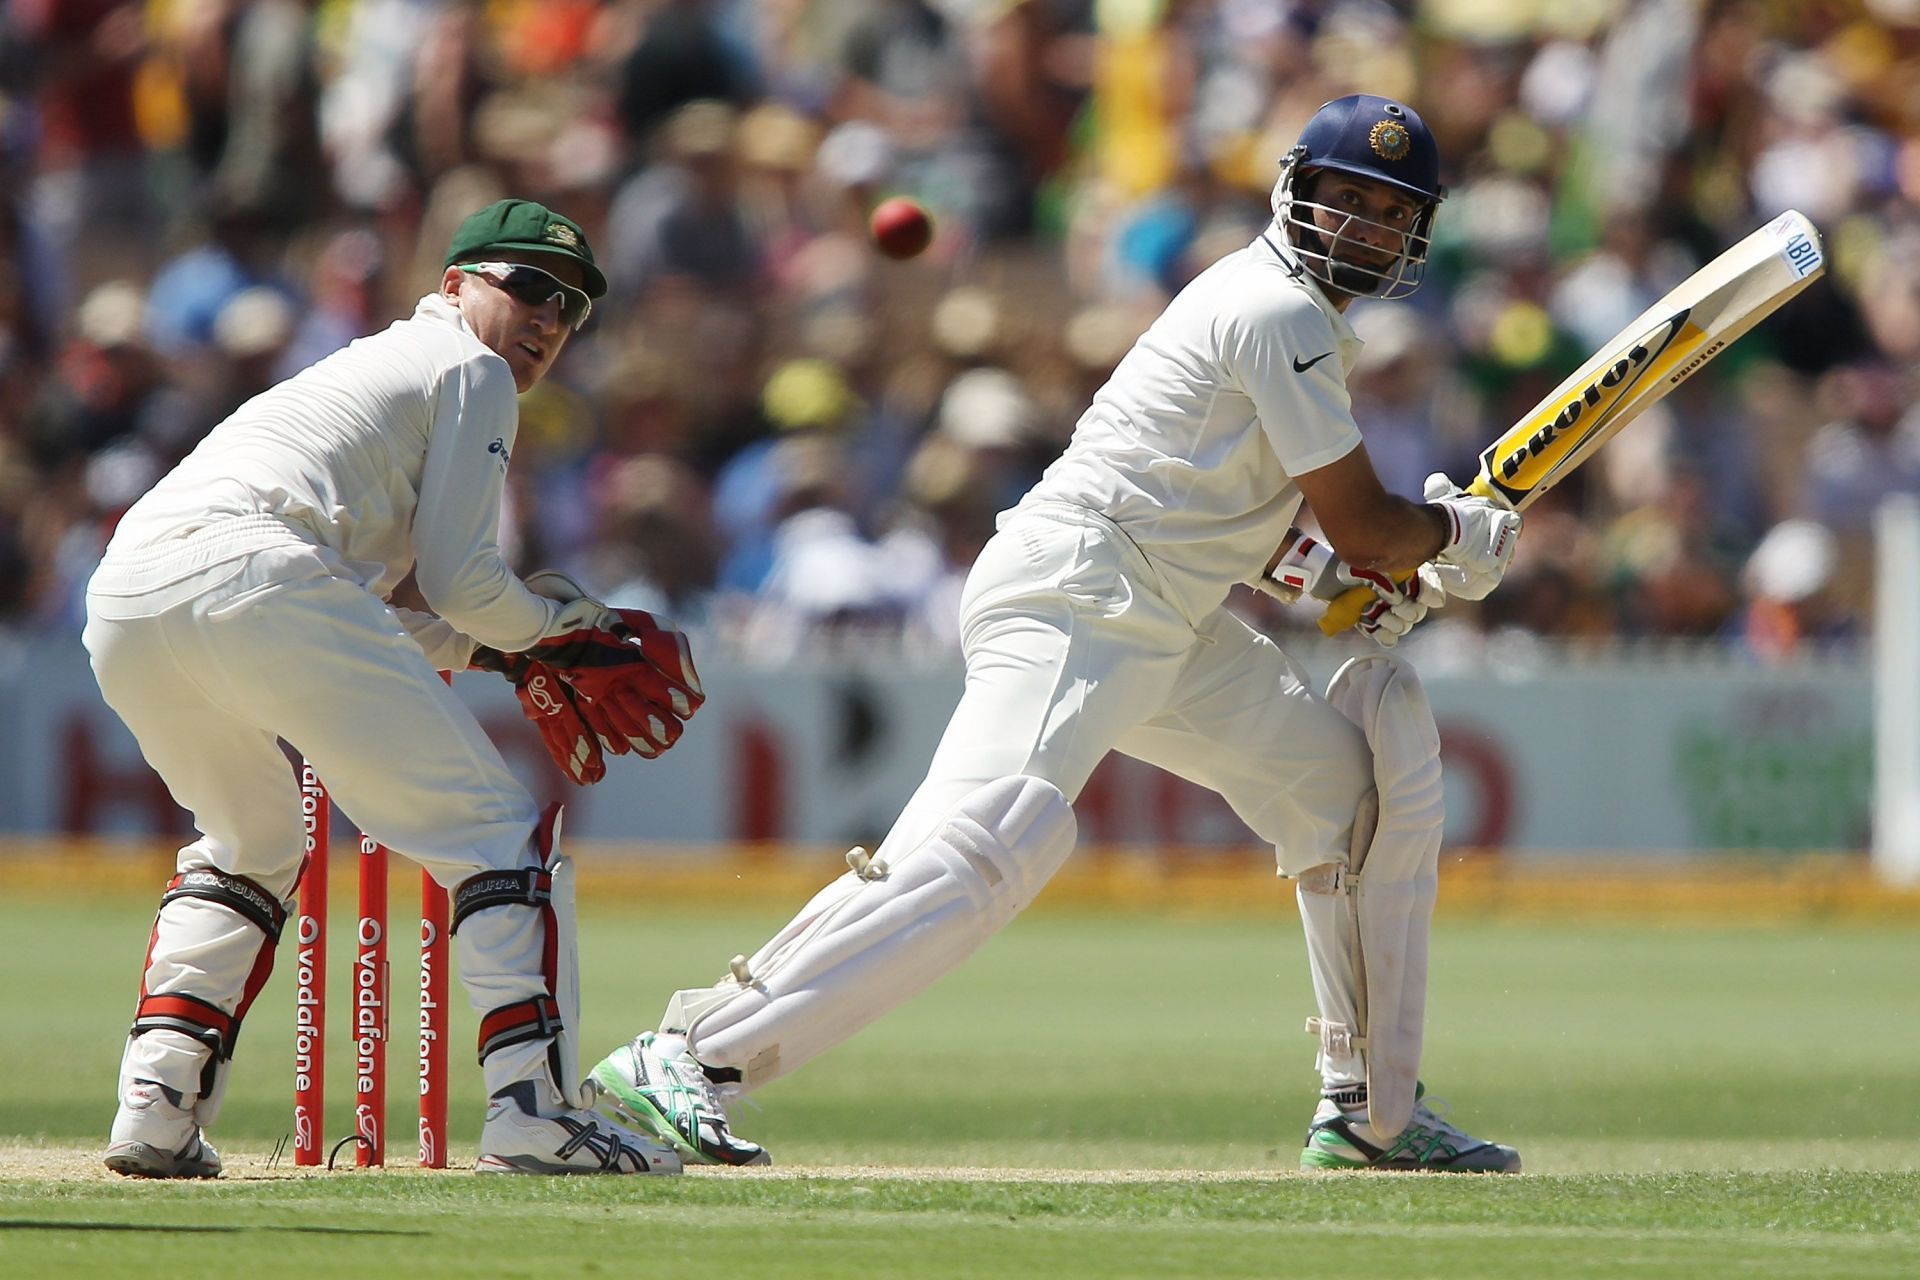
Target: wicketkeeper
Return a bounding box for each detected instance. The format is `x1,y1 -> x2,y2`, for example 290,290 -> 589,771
590,96 -> 1526,1173
88,200 -> 701,1177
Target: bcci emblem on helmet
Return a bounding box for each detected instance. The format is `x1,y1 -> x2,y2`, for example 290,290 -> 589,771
1369,120 -> 1411,161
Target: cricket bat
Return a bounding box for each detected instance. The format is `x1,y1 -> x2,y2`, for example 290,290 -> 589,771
1319,208 -> 1827,635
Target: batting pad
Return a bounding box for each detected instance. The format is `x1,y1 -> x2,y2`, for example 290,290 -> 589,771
1298,790 -> 1376,1087
1322,655 -> 1443,1143
667,776 -> 1077,1090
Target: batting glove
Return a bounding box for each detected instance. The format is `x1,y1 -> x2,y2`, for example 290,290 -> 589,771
1424,472 -> 1521,600
1261,534 -> 1437,647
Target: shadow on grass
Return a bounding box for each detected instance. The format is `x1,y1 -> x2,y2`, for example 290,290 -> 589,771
0,1220 -> 428,1236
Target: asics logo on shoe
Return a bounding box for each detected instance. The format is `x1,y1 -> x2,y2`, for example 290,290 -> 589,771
553,1117 -> 615,1164
1383,1129 -> 1458,1163
1293,351 -> 1335,373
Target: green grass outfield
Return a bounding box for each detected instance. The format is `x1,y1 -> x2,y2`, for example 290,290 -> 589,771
5,881 -> 1919,1277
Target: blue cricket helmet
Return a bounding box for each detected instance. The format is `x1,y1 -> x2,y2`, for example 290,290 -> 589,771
1271,94 -> 1446,300
1292,94 -> 1444,205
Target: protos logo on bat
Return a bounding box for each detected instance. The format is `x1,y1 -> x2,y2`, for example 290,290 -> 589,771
1481,310 -> 1692,504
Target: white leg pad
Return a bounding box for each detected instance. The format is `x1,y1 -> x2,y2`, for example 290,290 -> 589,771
1297,790 -> 1378,1087
547,849 -> 585,1108
1317,654 -> 1444,1142
665,776 -> 1077,1089
460,807 -> 588,1108
126,875 -> 292,1128
117,1031 -> 231,1131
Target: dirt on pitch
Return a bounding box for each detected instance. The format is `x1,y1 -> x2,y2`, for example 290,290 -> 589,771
2,1142 -> 1294,1184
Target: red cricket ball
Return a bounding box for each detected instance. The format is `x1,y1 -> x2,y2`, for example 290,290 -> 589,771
869,196 -> 934,260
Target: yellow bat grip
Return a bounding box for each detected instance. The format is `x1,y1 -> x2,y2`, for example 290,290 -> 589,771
1316,579 -> 1401,635
1313,477 -> 1502,635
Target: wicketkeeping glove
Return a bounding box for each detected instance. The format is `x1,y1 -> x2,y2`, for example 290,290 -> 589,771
519,571 -> 704,757
468,648 -> 611,785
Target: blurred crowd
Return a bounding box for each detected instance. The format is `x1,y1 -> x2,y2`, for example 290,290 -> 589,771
1,0 -> 1916,665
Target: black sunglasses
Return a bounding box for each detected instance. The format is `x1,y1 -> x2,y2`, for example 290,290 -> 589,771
457,262 -> 593,330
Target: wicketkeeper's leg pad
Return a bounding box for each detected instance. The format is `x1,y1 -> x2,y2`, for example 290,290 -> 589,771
1296,655 -> 1443,1143
455,804 -> 589,1108
125,867 -> 292,1126
664,775 -> 1077,1090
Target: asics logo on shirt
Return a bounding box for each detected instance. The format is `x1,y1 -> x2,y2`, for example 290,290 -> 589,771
488,438 -> 512,472
1293,351 -> 1336,373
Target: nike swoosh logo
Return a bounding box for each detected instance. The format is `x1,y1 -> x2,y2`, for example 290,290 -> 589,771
1293,351 -> 1335,373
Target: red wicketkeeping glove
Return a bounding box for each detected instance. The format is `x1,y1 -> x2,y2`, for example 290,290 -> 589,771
516,572 -> 705,757
469,648 -> 614,784
524,609 -> 703,758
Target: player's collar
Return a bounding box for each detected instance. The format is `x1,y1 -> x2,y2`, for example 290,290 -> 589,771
1256,230 -> 1362,361
416,290 -> 489,345
415,291 -> 463,326
1257,227 -> 1307,279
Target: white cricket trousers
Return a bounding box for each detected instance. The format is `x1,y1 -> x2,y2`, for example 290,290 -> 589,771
83,516 -> 558,1110
680,503 -> 1377,1090
878,502 -> 1373,873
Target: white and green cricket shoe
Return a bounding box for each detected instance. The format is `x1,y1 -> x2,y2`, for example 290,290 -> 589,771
1301,1083 -> 1521,1173
588,1032 -> 771,1167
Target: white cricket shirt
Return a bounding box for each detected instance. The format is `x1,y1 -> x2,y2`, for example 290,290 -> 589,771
104,293 -> 560,665
1015,230 -> 1364,624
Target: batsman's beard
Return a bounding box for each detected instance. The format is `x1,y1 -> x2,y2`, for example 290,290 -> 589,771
1290,219 -> 1406,297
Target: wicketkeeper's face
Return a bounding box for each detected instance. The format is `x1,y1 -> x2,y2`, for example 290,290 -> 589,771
443,251 -> 591,392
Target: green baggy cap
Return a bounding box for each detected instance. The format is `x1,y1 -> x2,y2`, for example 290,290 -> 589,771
444,199 -> 607,299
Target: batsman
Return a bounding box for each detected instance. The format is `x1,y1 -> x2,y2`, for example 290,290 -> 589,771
593,96 -> 1525,1172
87,200 -> 703,1177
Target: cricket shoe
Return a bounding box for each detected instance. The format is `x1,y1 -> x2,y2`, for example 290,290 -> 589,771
588,1031 -> 771,1166
1301,1083 -> 1521,1173
475,1080 -> 682,1175
104,1078 -> 222,1179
